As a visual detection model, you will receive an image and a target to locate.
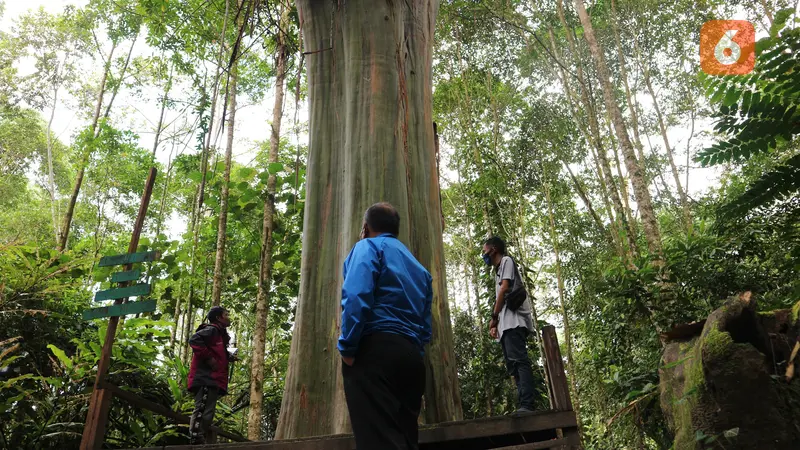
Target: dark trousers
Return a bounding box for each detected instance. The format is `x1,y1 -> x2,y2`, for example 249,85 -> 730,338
342,332 -> 426,450
189,386 -> 219,444
501,326 -> 536,410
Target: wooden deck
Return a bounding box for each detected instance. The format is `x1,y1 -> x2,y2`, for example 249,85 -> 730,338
116,325 -> 581,450
135,409 -> 580,450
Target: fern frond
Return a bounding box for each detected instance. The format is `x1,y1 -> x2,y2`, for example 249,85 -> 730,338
720,153 -> 800,218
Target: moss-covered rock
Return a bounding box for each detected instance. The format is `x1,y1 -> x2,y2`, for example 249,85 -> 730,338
659,293 -> 800,449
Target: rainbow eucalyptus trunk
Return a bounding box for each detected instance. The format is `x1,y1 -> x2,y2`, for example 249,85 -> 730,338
276,0 -> 462,439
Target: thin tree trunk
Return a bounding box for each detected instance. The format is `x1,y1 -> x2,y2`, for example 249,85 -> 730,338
606,114 -> 637,232
555,1 -> 637,259
180,12 -> 229,347
451,37 -> 494,237
639,57 -> 691,232
543,28 -> 609,242
152,67 -> 173,157
511,202 -> 553,409
184,85 -> 222,359
102,35 -> 138,120
758,0 -> 775,25
211,0 -> 243,307
57,41 -> 117,251
248,2 -> 290,440
455,155 -> 493,417
685,93 -> 695,194
563,162 -> 606,236
277,0 -> 461,438
574,0 -> 662,258
46,79 -> 60,244
609,0 -> 646,164
543,180 -> 581,427
196,0 -> 231,239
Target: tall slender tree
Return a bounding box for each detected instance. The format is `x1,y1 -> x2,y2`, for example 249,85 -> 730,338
211,0 -> 252,307
248,0 -> 292,439
573,0 -> 662,258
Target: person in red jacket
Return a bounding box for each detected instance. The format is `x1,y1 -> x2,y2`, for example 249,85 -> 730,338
187,306 -> 234,444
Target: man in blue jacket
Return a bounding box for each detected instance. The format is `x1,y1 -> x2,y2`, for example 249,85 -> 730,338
339,202 -> 432,450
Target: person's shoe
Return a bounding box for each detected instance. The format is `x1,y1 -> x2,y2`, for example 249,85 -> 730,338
512,406 -> 535,415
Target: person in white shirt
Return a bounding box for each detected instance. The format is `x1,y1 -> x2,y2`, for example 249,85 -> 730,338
482,236 -> 536,413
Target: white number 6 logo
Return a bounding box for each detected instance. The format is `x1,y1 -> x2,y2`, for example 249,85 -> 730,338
714,30 -> 741,65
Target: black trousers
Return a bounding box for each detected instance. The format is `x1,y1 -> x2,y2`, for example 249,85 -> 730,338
342,332 -> 426,450
189,386 -> 219,444
501,326 -> 536,410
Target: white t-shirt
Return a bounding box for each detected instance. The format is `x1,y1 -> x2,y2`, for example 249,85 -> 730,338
495,256 -> 533,340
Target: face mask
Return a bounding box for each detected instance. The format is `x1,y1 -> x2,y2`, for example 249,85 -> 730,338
482,252 -> 492,266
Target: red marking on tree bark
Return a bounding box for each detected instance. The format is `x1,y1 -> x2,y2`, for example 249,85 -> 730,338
299,384 -> 308,410
319,182 -> 333,250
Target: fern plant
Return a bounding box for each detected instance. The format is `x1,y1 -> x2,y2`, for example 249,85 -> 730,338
697,11 -> 800,217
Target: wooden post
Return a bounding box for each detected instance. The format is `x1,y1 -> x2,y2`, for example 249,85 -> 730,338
542,325 -> 582,449
542,325 -> 573,411
80,167 -> 157,450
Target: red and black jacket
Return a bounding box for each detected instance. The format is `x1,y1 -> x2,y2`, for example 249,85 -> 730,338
188,323 -> 232,394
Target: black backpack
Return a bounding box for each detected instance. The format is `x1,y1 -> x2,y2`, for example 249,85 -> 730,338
500,257 -> 528,311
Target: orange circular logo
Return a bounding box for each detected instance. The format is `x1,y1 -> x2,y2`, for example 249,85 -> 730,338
700,20 -> 755,75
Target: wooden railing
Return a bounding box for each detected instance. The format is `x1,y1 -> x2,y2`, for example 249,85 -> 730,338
100,379 -> 248,443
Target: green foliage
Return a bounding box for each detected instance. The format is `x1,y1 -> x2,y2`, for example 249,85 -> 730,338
698,18 -> 800,217
452,308 -> 549,418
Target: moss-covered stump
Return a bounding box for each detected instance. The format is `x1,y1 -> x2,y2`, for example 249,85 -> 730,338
659,293 -> 800,449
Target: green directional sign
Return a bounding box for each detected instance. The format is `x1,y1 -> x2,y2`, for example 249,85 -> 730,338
110,269 -> 141,283
98,251 -> 160,268
94,283 -> 151,302
82,300 -> 156,320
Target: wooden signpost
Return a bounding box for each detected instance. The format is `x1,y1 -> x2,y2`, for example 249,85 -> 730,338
80,167 -> 158,450
82,300 -> 157,320
78,167 -> 248,448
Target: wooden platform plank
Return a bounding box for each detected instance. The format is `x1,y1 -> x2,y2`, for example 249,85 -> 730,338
492,437 -> 570,449
130,410 -> 578,450
420,410 -> 576,444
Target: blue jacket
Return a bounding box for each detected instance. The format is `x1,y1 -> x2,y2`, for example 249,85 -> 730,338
338,233 -> 433,357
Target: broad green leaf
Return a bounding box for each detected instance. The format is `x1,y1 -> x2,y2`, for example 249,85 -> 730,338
268,162 -> 284,174
47,344 -> 73,369
187,170 -> 203,183
236,167 -> 256,180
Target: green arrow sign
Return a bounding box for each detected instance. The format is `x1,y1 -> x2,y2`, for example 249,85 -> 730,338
94,283 -> 151,302
110,269 -> 141,283
82,300 -> 156,320
98,251 -> 160,267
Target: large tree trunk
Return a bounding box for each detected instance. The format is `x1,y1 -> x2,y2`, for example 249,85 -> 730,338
574,0 -> 662,258
248,2 -> 290,440
57,42 -> 117,251
276,0 -> 461,438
